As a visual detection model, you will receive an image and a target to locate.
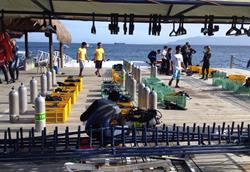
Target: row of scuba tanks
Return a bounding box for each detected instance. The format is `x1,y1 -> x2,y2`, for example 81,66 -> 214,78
9,70 -> 57,123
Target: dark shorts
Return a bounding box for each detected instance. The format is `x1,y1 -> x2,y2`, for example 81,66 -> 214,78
95,60 -> 102,69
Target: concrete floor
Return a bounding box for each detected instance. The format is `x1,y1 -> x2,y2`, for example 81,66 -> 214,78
0,66 -> 250,171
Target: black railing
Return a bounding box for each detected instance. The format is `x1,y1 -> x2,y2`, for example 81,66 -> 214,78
0,121 -> 250,161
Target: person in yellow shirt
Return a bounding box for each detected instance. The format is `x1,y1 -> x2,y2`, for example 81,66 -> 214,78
77,42 -> 89,77
94,42 -> 105,77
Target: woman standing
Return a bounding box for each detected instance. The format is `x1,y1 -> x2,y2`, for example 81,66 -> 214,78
94,42 -> 105,77
200,46 -> 212,80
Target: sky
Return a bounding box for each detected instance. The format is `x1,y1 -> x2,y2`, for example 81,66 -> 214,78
18,20 -> 232,44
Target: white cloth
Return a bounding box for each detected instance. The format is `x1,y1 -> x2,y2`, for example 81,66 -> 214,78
171,53 -> 183,71
161,49 -> 167,59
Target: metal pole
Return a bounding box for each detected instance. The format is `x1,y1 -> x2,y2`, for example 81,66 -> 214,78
49,32 -> 53,71
230,55 -> 234,69
59,42 -> 64,68
24,32 -> 29,71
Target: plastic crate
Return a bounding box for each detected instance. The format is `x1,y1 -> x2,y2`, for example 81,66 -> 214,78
53,87 -> 77,104
213,71 -> 227,78
46,98 -> 71,115
46,102 -> 69,123
228,74 -> 246,84
212,78 -> 223,86
117,101 -> 134,116
236,86 -> 250,96
222,79 -> 242,91
163,95 -> 187,109
49,93 -> 72,112
188,65 -> 201,73
65,76 -> 83,91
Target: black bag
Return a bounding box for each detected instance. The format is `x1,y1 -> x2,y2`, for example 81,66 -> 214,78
113,64 -> 123,71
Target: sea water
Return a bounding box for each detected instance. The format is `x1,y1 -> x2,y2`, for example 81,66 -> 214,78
17,42 -> 250,69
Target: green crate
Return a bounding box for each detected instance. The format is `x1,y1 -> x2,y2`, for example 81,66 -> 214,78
212,72 -> 227,78
222,79 -> 242,91
236,86 -> 250,96
163,95 -> 187,109
212,78 -> 223,86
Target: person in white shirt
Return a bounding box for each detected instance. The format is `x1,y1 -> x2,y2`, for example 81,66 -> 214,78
168,45 -> 186,88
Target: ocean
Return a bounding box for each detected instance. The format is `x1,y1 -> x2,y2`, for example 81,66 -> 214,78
17,42 -> 250,69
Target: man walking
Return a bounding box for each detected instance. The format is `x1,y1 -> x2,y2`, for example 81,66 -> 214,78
168,45 -> 186,88
94,42 -> 105,77
77,42 -> 89,77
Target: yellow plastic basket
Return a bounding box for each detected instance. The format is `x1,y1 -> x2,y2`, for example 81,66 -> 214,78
228,74 -> 246,84
46,102 -> 69,123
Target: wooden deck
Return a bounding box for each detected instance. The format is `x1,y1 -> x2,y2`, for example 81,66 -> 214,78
0,66 -> 250,171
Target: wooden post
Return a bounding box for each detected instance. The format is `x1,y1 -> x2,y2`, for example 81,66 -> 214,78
24,32 -> 29,71
49,32 -> 53,71
59,42 -> 64,68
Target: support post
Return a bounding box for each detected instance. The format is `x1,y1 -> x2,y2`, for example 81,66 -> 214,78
59,42 -> 64,68
24,32 -> 29,71
49,32 -> 53,71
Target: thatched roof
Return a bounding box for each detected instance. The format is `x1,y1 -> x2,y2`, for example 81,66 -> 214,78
1,18 -> 71,44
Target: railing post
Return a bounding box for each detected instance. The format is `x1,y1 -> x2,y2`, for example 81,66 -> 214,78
230,55 -> 234,69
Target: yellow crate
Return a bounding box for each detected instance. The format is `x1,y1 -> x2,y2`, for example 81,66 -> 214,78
46,103 -> 69,123
51,90 -> 76,105
228,74 -> 246,83
188,65 -> 201,73
49,93 -> 72,112
117,101 -> 134,116
54,86 -> 78,97
64,76 -> 83,92
46,99 -> 70,116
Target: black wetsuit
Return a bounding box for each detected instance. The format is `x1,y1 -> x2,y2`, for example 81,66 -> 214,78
181,46 -> 188,67
165,53 -> 171,75
188,48 -> 196,66
148,51 -> 157,66
202,52 -> 211,79
247,60 -> 250,68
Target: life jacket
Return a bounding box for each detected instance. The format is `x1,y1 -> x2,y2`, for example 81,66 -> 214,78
0,44 -> 6,65
0,32 -> 13,62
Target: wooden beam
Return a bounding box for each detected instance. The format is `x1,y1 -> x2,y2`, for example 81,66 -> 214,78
49,0 -> 55,13
173,4 -> 202,17
31,0 -> 51,12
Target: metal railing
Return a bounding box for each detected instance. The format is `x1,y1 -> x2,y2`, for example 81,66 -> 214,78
0,121 -> 250,161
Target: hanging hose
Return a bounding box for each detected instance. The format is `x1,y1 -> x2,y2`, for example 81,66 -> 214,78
91,13 -> 96,34
123,14 -> 127,35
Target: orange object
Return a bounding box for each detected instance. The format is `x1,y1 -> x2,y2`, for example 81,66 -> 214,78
0,32 -> 13,62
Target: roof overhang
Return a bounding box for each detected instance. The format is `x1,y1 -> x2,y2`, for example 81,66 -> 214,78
1,0 -> 250,24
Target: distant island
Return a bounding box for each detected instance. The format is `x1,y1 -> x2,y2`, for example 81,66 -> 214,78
114,42 -> 126,45
168,36 -> 250,46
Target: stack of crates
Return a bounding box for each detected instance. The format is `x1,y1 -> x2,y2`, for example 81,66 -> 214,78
46,101 -> 69,123
221,79 -> 242,91
45,76 -> 83,123
188,65 -> 201,73
142,77 -> 187,109
228,74 -> 246,84
212,71 -> 227,86
64,76 -> 83,92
